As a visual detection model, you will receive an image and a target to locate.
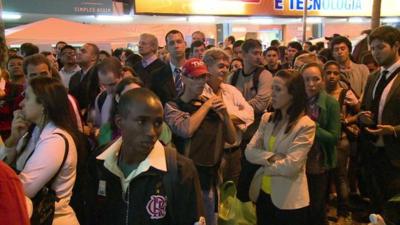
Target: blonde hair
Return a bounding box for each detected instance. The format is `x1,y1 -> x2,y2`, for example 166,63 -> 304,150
295,53 -> 322,65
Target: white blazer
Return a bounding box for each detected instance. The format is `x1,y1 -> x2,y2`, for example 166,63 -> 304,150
245,112 -> 316,210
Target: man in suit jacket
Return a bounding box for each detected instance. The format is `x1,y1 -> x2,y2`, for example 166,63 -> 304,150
133,33 -> 165,88
69,43 -> 100,113
359,25 -> 400,213
151,30 -> 186,105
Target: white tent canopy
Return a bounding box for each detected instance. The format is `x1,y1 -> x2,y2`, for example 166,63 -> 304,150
6,18 -> 139,50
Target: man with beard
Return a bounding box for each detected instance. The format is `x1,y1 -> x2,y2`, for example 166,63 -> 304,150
59,45 -> 81,88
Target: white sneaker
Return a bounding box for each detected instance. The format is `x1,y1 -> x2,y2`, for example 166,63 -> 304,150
369,214 -> 386,225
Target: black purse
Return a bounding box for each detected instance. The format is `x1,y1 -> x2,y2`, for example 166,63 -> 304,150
26,133 -> 69,225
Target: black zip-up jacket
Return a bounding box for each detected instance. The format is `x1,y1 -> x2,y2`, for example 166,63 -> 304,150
87,146 -> 204,225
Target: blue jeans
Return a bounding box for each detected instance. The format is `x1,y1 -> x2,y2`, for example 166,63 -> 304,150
202,188 -> 216,225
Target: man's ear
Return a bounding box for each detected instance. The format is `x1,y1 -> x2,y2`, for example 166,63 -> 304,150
115,114 -> 123,130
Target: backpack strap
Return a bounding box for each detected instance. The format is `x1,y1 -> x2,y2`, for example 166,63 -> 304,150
338,88 -> 348,111
163,147 -> 178,224
251,67 -> 264,92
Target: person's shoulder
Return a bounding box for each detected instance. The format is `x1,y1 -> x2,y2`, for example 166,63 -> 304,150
298,115 -> 316,128
259,68 -> 273,78
0,161 -> 18,180
165,147 -> 198,183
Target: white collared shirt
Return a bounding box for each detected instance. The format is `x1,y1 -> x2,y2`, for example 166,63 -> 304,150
96,138 -> 167,193
373,59 -> 400,146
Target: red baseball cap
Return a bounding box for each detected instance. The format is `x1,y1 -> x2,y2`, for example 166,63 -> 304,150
182,58 -> 208,78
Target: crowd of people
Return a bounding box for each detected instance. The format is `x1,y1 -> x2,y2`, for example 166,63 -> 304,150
0,25 -> 400,225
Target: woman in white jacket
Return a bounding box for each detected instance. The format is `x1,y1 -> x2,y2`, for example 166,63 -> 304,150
245,69 -> 316,225
1,76 -> 80,225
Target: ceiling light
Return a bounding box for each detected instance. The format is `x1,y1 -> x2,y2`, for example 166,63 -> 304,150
306,17 -> 322,24
96,15 -> 133,22
382,17 -> 400,23
2,12 -> 22,20
348,17 -> 365,23
250,17 -> 274,24
188,16 -> 216,23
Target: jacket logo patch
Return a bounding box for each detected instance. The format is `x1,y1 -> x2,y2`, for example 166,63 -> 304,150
146,195 -> 167,219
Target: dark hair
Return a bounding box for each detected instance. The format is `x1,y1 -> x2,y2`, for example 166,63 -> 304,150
112,48 -> 123,59
360,52 -> 378,66
190,40 -> 206,54
40,51 -> 53,57
97,57 -> 123,78
230,57 -> 243,71
226,36 -> 235,44
29,76 -> 79,147
122,66 -> 137,77
288,41 -> 303,51
8,55 -> 23,64
206,45 -> 215,49
315,42 -> 325,51
165,30 -> 184,45
304,41 -> 312,46
270,39 -> 280,47
56,41 -> 67,48
233,40 -> 244,49
278,46 -> 287,62
99,50 -> 111,57
242,39 -> 262,53
368,25 -> 400,47
330,35 -> 352,52
23,53 -> 52,75
323,60 -> 340,71
272,69 -> 306,133
20,43 -> 39,57
318,48 -> 334,63
60,45 -> 76,54
125,54 -> 143,68
264,46 -> 279,56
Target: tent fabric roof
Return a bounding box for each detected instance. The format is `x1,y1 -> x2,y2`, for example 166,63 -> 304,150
6,18 -> 138,45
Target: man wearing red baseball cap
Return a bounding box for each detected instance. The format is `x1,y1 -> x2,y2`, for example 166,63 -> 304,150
165,58 -> 237,225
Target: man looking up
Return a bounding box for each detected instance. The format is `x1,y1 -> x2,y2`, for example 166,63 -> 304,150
69,43 -> 100,113
59,45 -> 81,88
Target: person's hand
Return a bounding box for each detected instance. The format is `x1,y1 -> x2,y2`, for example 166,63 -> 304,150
357,111 -> 373,119
7,110 -> 30,147
366,125 -> 395,136
230,114 -> 245,126
268,153 -> 286,163
211,96 -> 228,120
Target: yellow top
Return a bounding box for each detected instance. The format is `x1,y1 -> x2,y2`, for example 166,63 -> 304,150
261,136 -> 276,194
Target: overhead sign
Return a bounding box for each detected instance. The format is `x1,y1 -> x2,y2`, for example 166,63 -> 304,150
4,0 -> 113,15
134,0 -> 400,17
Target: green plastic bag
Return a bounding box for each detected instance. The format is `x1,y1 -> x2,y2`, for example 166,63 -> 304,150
218,181 -> 257,225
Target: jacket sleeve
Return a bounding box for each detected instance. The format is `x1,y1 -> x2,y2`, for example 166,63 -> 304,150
248,70 -> 273,114
264,121 -> 316,177
316,99 -> 341,146
175,157 -> 205,225
245,113 -> 274,165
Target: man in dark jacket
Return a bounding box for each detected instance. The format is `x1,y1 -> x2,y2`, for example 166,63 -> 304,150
88,88 -> 204,225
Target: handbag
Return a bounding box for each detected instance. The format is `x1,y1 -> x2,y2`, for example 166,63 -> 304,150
28,133 -> 69,225
218,181 -> 256,225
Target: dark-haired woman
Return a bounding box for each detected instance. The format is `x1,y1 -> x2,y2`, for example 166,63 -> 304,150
245,69 -> 316,225
1,76 -> 79,225
301,63 -> 341,225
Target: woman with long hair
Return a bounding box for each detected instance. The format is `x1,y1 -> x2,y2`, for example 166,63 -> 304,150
246,69 -> 316,225
301,62 -> 341,225
1,76 -> 80,225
